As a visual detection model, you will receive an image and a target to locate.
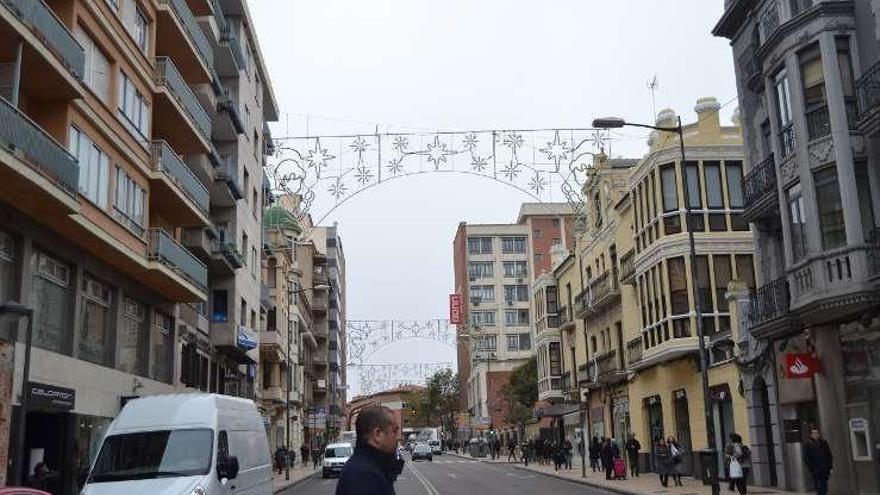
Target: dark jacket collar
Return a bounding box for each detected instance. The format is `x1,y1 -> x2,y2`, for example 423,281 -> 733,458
355,442 -> 398,478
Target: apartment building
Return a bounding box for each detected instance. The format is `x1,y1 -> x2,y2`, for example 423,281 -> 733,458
550,99 -> 755,477
714,2 -> 880,492
0,0 -> 275,490
452,203 -> 573,434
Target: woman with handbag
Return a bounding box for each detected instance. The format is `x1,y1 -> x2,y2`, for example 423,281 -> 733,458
667,436 -> 684,486
725,433 -> 751,494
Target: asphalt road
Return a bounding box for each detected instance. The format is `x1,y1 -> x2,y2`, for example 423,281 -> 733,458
282,454 -> 615,495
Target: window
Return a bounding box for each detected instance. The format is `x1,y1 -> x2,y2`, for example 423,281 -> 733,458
503,285 -> 529,302
244,170 -> 250,201
800,45 -> 829,140
240,298 -> 247,326
75,27 -> 112,104
114,167 -> 145,235
80,276 -> 113,366
775,72 -> 795,156
30,250 -> 71,354
474,335 -> 497,351
533,229 -> 543,239
501,236 -> 526,254
242,232 -> 249,266
504,309 -> 529,326
254,130 -> 260,158
69,126 -> 110,207
661,164 -> 678,212
132,7 -> 147,51
118,296 -> 145,375
713,255 -> 732,312
0,230 -> 16,308
695,256 -> 713,312
90,429 -> 213,482
855,161 -> 876,240
705,162 -> 726,231
470,310 -> 496,327
735,255 -> 756,291
685,162 -> 704,231
789,0 -> 813,16
668,257 -> 689,316
726,162 -> 748,230
252,189 -> 258,218
548,342 -> 561,375
251,246 -> 257,278
212,290 -> 228,322
469,285 -> 495,303
787,184 -> 808,261
506,333 -> 531,351
467,237 -> 493,255
118,72 -> 150,143
468,262 -> 494,279
814,167 -> 846,249
594,191 -> 603,228
502,261 -> 528,278
151,311 -> 174,383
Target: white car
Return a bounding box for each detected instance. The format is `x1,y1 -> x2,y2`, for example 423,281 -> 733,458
428,440 -> 442,455
322,443 -> 353,478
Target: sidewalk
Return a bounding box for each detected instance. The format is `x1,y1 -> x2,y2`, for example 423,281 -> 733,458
450,451 -> 801,495
272,463 -> 320,494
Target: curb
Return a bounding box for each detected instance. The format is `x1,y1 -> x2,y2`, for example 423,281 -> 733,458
508,465 -> 635,495
273,471 -> 320,494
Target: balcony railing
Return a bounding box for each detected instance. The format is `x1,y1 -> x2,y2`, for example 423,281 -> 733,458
806,104 -> 831,141
214,154 -> 242,199
218,89 -> 245,134
759,1 -> 780,44
595,349 -> 622,377
158,0 -> 214,70
2,0 -> 85,79
220,24 -> 245,69
743,153 -> 776,209
619,249 -> 636,284
0,95 -> 78,192
627,337 -> 643,366
779,124 -> 795,157
738,46 -> 761,89
211,238 -> 244,268
868,228 -> 880,274
148,228 -> 208,292
748,276 -> 790,329
557,305 -> 572,327
856,59 -> 880,119
155,57 -> 212,141
845,98 -> 859,129
210,0 -> 227,31
151,141 -> 209,214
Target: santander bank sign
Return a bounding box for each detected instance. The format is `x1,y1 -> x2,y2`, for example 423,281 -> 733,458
784,353 -> 820,379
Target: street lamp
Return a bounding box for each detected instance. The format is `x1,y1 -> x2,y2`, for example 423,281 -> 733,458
285,284 -> 330,481
1,301 -> 34,487
593,116 -> 720,495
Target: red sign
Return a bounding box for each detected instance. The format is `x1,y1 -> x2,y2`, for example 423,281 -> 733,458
784,353 -> 820,379
449,294 -> 462,324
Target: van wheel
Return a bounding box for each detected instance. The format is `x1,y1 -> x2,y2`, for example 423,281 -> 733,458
321,471 -> 328,479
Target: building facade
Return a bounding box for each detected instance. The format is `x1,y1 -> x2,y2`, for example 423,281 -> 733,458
346,385 -> 426,436
0,0 -> 275,491
714,1 -> 880,492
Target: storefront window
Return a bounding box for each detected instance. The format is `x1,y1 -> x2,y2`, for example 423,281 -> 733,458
151,311 -> 174,383
30,250 -> 72,354
118,296 -> 145,375
80,276 -> 113,366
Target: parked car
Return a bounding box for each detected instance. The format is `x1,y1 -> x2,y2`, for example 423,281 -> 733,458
322,443 -> 354,478
81,394 -> 272,495
412,443 -> 433,461
428,439 -> 442,455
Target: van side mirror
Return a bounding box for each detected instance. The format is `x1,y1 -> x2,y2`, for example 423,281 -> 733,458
218,455 -> 239,480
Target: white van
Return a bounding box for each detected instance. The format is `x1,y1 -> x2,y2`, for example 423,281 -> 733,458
321,442 -> 353,479
81,394 -> 272,495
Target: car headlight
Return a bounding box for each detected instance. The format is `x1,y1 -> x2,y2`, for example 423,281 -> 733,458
190,486 -> 206,495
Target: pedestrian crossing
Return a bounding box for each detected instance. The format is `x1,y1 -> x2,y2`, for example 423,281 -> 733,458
411,459 -> 477,465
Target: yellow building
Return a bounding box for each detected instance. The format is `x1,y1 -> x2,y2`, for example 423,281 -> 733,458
553,97 -> 756,477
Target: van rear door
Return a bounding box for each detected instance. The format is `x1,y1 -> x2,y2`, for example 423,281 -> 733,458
222,429 -> 271,494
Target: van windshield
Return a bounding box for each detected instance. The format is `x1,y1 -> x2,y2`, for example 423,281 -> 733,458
325,446 -> 353,458
89,429 -> 213,482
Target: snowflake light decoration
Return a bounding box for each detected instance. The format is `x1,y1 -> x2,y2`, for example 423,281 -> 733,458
502,160 -> 521,181
328,178 -> 348,200
392,135 -> 409,152
540,131 -> 570,169
502,132 -> 524,150
529,173 -> 548,194
425,135 -> 453,170
305,138 -> 335,174
590,129 -> 610,151
354,165 -> 374,185
462,133 -> 479,152
350,136 -> 369,155
471,156 -> 489,172
387,159 -> 404,175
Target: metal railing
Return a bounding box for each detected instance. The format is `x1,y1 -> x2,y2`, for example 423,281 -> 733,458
587,269 -> 620,306
151,140 -> 209,214
215,154 -> 242,199
738,46 -> 760,86
155,57 -> 212,141
2,0 -> 85,79
210,0 -> 227,31
869,228 -> 880,274
856,59 -> 880,119
759,1 -> 779,44
627,337 -> 643,366
619,249 -> 636,284
157,0 -> 214,70
805,104 -> 831,141
218,89 -> 245,134
779,124 -> 796,157
595,349 -> 619,377
748,276 -> 790,329
0,95 -> 79,193
220,24 -> 245,69
743,153 -> 776,209
557,305 -> 572,326
211,238 -> 244,268
148,228 -> 208,292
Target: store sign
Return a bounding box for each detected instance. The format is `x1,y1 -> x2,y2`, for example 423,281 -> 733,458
784,353 -> 820,379
449,294 -> 462,325
237,326 -> 257,350
27,382 -> 75,410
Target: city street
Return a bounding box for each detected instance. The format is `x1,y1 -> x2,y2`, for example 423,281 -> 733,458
281,455 -> 614,495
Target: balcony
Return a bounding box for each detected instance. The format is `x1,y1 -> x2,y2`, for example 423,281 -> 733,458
214,89 -> 244,141
557,305 -> 575,330
312,320 -> 329,339
147,228 -> 208,300
633,335 -> 700,371
778,124 -> 795,158
870,228 -> 880,277
747,276 -> 791,339
805,104 -> 831,142
595,349 -> 627,383
577,361 -> 596,388
0,95 -> 80,219
150,141 -> 210,225
626,337 -> 643,367
262,386 -> 284,403
213,322 -> 258,363
538,375 -> 565,401
856,59 -> 880,136
619,249 -> 636,285
264,122 -> 276,155
312,293 -> 328,314
155,0 -> 214,82
314,271 -> 330,288
221,24 -> 246,73
743,153 -> 778,222
260,330 -> 287,363
211,154 -> 242,207
180,302 -> 209,335
576,270 -> 621,318
208,238 -> 244,275
0,0 -> 85,97
154,57 -> 212,153
182,224 -> 218,261
738,46 -> 762,91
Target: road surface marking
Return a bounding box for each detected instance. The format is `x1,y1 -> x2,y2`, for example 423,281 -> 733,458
407,463 -> 440,495
448,473 -> 459,479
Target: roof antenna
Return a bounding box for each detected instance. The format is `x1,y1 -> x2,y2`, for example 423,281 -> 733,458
647,75 -> 659,121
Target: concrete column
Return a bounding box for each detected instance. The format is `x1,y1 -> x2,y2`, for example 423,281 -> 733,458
812,327 -> 855,494
819,34 -> 863,245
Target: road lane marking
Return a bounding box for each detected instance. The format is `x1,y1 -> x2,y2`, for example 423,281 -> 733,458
448,473 -> 459,480
407,463 -> 440,495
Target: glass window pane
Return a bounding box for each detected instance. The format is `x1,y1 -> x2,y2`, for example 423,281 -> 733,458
668,257 -> 688,315
725,162 -> 744,208
661,165 -> 678,212
685,162 -> 702,208
705,162 -> 724,208
713,255 -> 732,312
814,167 -> 846,249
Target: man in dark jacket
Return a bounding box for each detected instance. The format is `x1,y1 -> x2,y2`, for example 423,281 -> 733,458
803,429 -> 833,495
336,405 -> 403,495
625,434 -> 641,477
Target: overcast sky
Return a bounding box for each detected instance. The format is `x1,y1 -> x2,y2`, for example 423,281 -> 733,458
249,0 -> 738,397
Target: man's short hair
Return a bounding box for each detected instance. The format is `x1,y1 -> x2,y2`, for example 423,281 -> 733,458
355,406 -> 394,442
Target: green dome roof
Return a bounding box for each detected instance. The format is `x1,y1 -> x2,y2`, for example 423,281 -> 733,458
263,206 -> 302,234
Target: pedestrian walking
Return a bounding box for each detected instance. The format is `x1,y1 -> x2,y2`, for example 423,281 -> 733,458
553,443 -> 564,471
336,405 -> 403,495
655,437 -> 670,487
313,445 -> 322,470
601,438 -> 615,480
507,442 -> 517,462
725,432 -> 751,494
301,444 -> 309,466
522,440 -> 531,466
274,446 -> 287,475
667,437 -> 684,487
625,434 -> 641,477
589,436 -> 601,472
563,439 -> 573,470
288,447 -> 297,468
803,429 -> 833,495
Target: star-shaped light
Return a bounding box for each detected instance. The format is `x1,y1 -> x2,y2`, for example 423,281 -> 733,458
355,165 -> 375,185
462,133 -> 479,152
425,135 -> 453,169
392,136 -> 409,152
328,178 -> 348,200
540,131 -> 570,170
529,173 -> 548,194
502,160 -> 521,181
387,159 -> 404,175
503,132 -> 524,150
305,138 -> 335,174
471,156 -> 489,172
